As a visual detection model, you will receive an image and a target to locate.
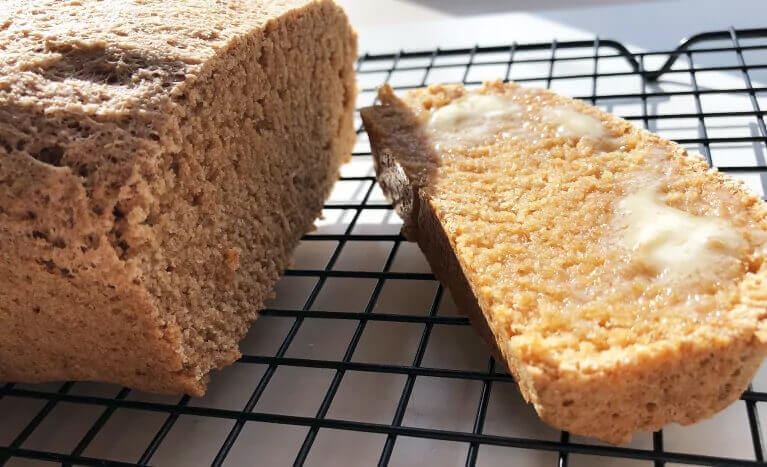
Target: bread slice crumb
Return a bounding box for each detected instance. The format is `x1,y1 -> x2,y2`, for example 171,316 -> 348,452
361,81 -> 767,443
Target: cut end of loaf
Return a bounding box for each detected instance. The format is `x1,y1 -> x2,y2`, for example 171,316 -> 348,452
137,0 -> 358,391
361,81 -> 767,443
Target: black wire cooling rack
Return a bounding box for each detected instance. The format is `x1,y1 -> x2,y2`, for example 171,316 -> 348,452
3,27 -> 767,467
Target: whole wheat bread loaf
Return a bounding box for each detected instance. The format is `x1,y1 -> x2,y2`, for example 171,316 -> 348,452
361,82 -> 767,443
0,0 -> 356,395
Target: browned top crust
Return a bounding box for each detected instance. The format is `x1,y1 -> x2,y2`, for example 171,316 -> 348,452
1,0 -> 312,112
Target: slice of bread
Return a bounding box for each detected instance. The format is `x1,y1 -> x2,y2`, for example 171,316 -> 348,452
0,0 -> 356,395
361,81 -> 767,443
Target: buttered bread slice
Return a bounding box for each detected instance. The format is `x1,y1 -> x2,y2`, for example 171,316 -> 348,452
361,81 -> 767,443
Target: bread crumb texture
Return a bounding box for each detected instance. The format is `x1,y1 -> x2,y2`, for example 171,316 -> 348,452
361,81 -> 767,443
0,0 -> 357,395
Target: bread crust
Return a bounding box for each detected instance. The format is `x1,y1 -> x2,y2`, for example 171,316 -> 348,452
361,82 -> 767,443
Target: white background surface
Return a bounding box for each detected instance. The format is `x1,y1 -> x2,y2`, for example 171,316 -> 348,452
337,0 -> 766,54
3,1 -> 767,466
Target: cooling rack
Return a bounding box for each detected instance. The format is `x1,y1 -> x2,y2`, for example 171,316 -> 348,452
2,27 -> 767,467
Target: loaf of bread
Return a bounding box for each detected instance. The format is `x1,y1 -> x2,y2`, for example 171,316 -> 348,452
361,81 -> 767,443
0,0 -> 356,395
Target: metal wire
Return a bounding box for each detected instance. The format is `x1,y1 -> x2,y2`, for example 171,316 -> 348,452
2,27 -> 767,467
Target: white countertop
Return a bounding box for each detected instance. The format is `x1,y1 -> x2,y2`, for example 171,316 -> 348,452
337,0 -> 766,54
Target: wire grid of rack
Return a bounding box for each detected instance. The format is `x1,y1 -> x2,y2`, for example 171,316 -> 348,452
3,27 -> 767,467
